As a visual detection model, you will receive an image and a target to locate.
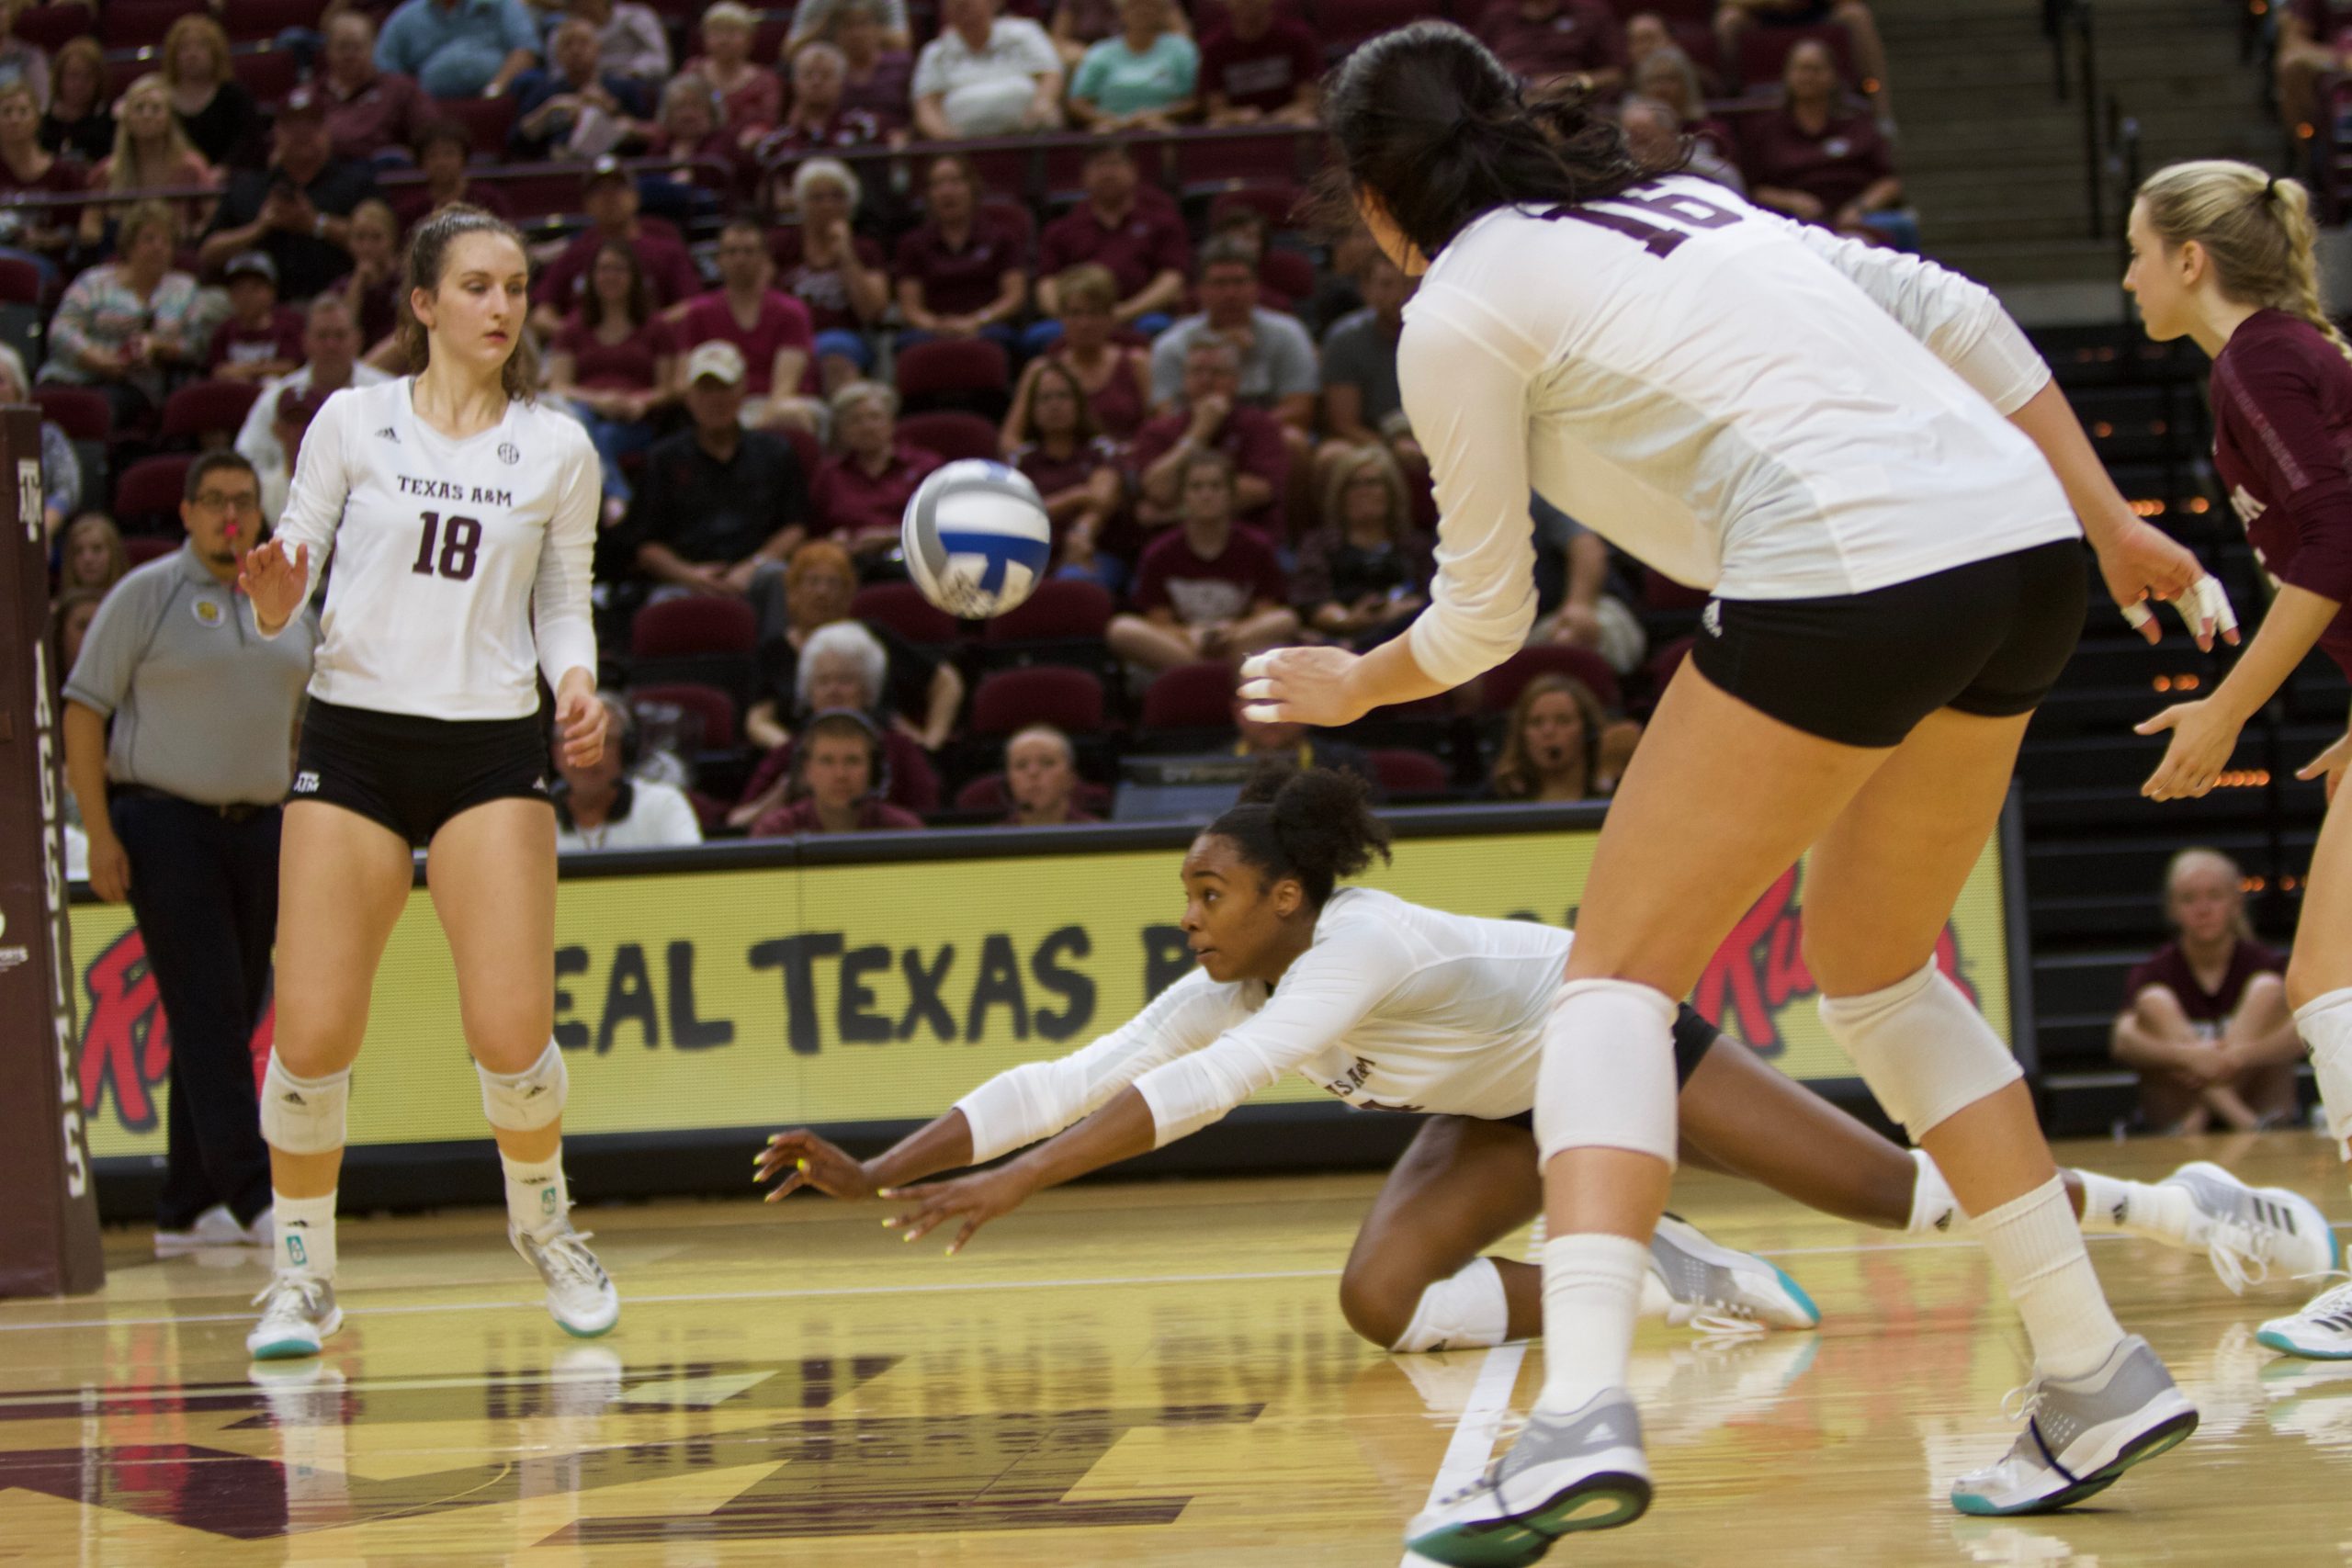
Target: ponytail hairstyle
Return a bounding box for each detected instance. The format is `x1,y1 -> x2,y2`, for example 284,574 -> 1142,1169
1318,21 -> 1645,259
396,205 -> 541,400
2136,159 -> 2352,367
1207,758 -> 1394,908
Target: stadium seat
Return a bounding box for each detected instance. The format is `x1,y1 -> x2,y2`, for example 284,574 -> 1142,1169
0,256 -> 40,305
433,96 -> 517,156
628,681 -> 739,751
123,536 -> 178,567
982,578 -> 1114,644
222,0 -> 329,44
630,594 -> 757,658
100,0 -> 183,49
32,386 -> 109,443
969,665 -> 1107,737
1480,644 -> 1623,713
11,4 -> 96,52
894,338 -> 1011,417
159,380 -> 263,447
1138,660 -> 1238,732
1258,248 -> 1316,304
112,455 -> 194,535
1366,747 -> 1451,797
896,411 -> 1000,464
499,169 -> 592,221
232,48 -> 302,106
852,581 -> 963,647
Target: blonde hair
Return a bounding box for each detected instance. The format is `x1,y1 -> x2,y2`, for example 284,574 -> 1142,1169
113,198 -> 183,258
107,75 -> 204,194
2136,159 -> 2352,367
1318,444 -> 1411,544
2163,845 -> 2255,942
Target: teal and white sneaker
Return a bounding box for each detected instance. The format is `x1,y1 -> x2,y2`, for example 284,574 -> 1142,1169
2259,1279 -> 2352,1360
1646,1213 -> 1820,1334
1951,1336 -> 2198,1516
1404,1389 -> 1650,1567
246,1272 -> 341,1361
2161,1161 -> 2339,1292
512,1221 -> 619,1338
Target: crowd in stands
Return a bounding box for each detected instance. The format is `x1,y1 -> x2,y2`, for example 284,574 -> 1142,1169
10,0 -> 1910,842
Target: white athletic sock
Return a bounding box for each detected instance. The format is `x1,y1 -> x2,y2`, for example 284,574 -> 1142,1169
273,1191 -> 337,1280
1907,1149 -> 1964,1235
1973,1175 -> 2125,1381
1534,1233 -> 1649,1416
2298,988 -> 2352,1163
2072,1168 -> 2199,1247
502,1147 -> 571,1239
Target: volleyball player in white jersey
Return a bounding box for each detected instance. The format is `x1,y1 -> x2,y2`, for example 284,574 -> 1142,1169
755,764 -> 2331,1355
236,206 -> 619,1358
1230,25 -> 2240,1556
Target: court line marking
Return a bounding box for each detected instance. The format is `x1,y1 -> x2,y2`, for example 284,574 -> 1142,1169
1398,1342 -> 1526,1568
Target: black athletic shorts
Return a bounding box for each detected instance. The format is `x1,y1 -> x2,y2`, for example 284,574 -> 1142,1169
291,697 -> 553,848
1498,1003 -> 1720,1133
1689,539 -> 2086,750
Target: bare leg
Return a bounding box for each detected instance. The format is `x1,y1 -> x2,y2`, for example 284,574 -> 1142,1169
1675,1035 -> 1918,1228
426,799 -> 561,1163
1340,1116 -> 1544,1345
1107,614 -> 1199,674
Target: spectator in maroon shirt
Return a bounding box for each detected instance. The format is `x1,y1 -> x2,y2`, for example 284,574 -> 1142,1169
2110,849 -> 2300,1133
1200,0 -> 1321,126
678,215 -> 825,434
812,379 -> 944,564
1475,0 -> 1625,95
753,42 -> 887,173
826,0 -> 917,136
0,81 -> 84,291
549,240 -> 680,521
530,158 -> 701,337
773,159 -> 891,389
750,710 -> 924,835
2280,0 -> 2351,134
683,0 -> 785,146
1032,140 -> 1189,350
1717,0 -> 1892,120
392,120 -> 514,232
1109,447 -> 1297,673
1018,262 -> 1153,440
320,14 -> 432,164
208,252 -> 305,383
1291,444 -> 1433,652
1742,40 -> 1906,245
1127,333 -> 1287,538
1007,359 -> 1124,586
1001,724 -> 1101,825
896,153 -> 1029,354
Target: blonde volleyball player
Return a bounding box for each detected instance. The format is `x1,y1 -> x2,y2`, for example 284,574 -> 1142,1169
2125,160 -> 2352,1360
757,764 -> 2329,1351
1234,25 -> 2238,1558
236,206 -> 618,1358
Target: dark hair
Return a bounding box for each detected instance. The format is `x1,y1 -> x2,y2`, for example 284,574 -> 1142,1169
397,205 -> 539,400
582,239 -> 650,331
184,449 -> 259,503
1320,21 -> 1645,258
1207,758 -> 1393,907
412,119 -> 470,162
1196,231 -> 1258,277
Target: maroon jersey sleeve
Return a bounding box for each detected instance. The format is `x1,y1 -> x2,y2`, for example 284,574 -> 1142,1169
2122,945 -> 2181,1009
2214,334 -> 2352,604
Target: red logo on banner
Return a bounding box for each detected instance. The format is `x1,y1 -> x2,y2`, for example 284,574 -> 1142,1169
78,929 -> 274,1134
1690,866 -> 1974,1054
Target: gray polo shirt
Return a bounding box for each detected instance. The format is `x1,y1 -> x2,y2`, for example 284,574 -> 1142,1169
63,544 -> 320,807
1149,307 -> 1320,409
1319,306 -> 1404,432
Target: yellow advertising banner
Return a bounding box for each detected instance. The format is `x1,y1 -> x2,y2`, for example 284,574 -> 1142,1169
72,823 -> 2013,1160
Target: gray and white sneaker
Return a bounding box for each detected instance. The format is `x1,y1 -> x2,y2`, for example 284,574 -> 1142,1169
1646,1213 -> 1821,1335
2258,1278 -> 2352,1360
156,1205 -> 246,1257
512,1222 -> 620,1338
1404,1389 -> 1650,1567
1950,1335 -> 2198,1516
2162,1161 -> 2339,1292
246,1272 -> 342,1360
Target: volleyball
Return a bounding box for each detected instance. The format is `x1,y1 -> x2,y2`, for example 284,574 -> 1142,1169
901,460 -> 1055,619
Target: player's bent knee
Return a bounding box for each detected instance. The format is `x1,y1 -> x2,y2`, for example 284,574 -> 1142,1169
477,1039 -> 569,1132
1337,1264 -> 1419,1349
1818,960 -> 2021,1140
260,1050 -> 352,1155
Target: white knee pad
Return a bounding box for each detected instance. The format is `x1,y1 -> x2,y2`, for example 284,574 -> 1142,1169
478,1040 -> 570,1132
1391,1258 -> 1511,1353
2298,988 -> 2352,1159
1534,978 -> 1680,1168
1819,961 -> 2022,1141
260,1051 -> 351,1155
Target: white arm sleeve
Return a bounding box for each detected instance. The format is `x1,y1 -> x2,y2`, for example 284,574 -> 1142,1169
1396,290 -> 1545,691
533,421 -> 602,689
953,969 -> 1247,1163
1771,217 -> 2051,415
1129,928 -> 1404,1147
261,389 -> 352,640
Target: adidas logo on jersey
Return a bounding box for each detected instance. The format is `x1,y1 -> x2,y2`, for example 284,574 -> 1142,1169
292,771 -> 321,794
375,427 -> 399,443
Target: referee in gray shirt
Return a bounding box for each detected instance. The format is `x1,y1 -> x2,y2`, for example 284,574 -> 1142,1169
63,452 -> 321,1255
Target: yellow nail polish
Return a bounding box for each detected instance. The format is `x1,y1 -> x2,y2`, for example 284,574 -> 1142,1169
797,1158 -> 809,1172
903,1231 -> 917,1243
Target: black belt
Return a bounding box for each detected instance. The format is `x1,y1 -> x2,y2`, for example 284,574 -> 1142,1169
114,784 -> 278,823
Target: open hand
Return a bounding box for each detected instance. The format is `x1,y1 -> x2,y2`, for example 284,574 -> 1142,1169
755,1129 -> 876,1201
236,537 -> 309,629
876,1166 -> 1036,1256
2135,697 -> 2244,800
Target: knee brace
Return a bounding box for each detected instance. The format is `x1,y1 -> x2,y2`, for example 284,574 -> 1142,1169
1819,960 -> 2021,1141
2298,988 -> 2352,1159
477,1040 -> 569,1132
1390,1258 -> 1511,1353
1534,978 -> 1681,1168
260,1051 -> 352,1155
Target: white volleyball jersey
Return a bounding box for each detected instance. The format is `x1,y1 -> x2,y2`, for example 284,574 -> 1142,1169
953,886 -> 1579,1161
1397,175 -> 2084,689
266,378 -> 599,720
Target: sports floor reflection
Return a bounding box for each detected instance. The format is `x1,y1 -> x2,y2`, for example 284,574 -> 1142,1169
3,1133 -> 2347,1565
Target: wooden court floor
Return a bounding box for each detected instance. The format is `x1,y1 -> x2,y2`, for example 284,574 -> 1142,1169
2,1133 -> 2347,1566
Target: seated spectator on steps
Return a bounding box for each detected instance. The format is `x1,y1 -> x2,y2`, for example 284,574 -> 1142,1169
744,541 -> 965,755
676,217 -> 826,435
1200,0 -> 1321,126
812,379 -> 944,568
1108,449 -> 1297,674
1033,140 -> 1188,348
1069,0 -> 1198,131
530,158 -> 700,338
553,694 -> 705,851
2110,848 -> 2304,1134
1126,333 -> 1287,539
1742,39 -> 1912,250
375,0 -> 542,101
1148,233 -> 1317,432
749,709 -> 924,835
773,159 -> 892,390
1716,0 -> 1892,123
912,0 -> 1065,140
623,342 -> 809,596
895,153 -> 1029,355
1005,358 -> 1125,590
318,13 -> 433,165
1001,724 -> 1099,825
206,253 -> 304,385
1022,263 -> 1153,440
1292,446 -> 1433,653
1475,0 -> 1625,95
548,241 -> 680,525
1484,671 -> 1635,802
